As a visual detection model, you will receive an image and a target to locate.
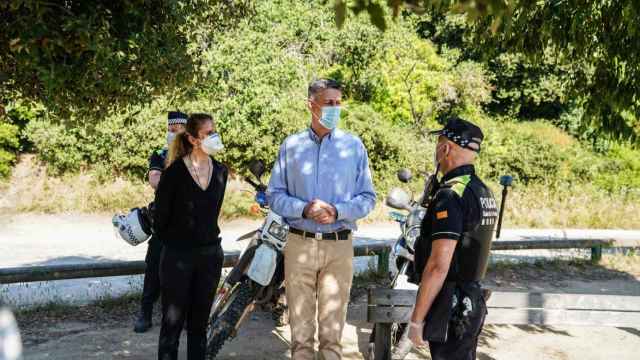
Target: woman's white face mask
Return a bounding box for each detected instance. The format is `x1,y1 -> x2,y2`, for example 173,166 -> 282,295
202,133 -> 224,155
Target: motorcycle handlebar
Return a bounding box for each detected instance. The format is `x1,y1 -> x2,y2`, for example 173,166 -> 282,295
245,177 -> 267,192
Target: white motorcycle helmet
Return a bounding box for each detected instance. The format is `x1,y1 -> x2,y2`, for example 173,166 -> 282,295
112,207 -> 153,246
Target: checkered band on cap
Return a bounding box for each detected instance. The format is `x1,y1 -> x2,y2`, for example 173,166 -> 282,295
168,111 -> 188,125
168,117 -> 187,125
442,129 -> 480,152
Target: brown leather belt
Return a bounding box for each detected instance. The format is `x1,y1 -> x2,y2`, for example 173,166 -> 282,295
290,227 -> 351,241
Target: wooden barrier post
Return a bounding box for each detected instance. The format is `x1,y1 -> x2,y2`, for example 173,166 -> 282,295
591,245 -> 603,262
373,323 -> 392,360
377,247 -> 390,276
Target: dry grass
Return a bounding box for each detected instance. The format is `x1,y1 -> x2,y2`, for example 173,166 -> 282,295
599,251 -> 640,277
365,181 -> 640,229
498,183 -> 640,229
2,155 -> 639,228
486,253 -> 640,285
0,154 -> 153,214
0,154 -> 263,219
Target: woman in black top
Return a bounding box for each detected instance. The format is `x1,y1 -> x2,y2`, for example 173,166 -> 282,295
154,113 -> 227,360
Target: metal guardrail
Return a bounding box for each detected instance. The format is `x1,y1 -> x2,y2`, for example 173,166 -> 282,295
0,239 -> 392,285
491,237 -> 640,261
0,255 -> 243,285
1,236 -> 639,285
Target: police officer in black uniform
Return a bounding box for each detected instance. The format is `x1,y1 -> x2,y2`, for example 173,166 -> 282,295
134,111 -> 188,333
408,117 -> 498,360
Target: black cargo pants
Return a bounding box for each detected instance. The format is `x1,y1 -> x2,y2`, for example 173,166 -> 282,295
140,237 -> 163,315
429,296 -> 487,360
157,244 -> 224,360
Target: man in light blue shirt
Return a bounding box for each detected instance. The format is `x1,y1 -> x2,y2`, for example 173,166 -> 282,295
267,79 -> 376,360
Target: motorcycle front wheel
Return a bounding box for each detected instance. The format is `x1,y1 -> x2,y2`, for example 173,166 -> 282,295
206,280 -> 257,359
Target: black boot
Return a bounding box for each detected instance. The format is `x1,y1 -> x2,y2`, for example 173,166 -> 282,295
133,308 -> 153,333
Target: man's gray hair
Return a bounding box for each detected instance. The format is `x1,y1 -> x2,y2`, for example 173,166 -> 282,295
308,79 -> 341,99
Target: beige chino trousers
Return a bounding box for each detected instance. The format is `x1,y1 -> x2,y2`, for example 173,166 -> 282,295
284,232 -> 354,360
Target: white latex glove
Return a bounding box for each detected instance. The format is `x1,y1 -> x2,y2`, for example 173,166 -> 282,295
408,321 -> 426,347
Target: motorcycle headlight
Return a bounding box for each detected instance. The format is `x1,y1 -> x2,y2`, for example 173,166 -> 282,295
267,222 -> 288,240
404,226 -> 421,248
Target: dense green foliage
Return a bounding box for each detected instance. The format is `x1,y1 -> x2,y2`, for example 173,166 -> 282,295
3,0 -> 638,141
415,13 -> 575,120
347,0 -> 640,141
2,0 -> 639,206
0,121 -> 19,177
411,11 -> 628,151
0,0 -> 251,117
18,0 -> 476,190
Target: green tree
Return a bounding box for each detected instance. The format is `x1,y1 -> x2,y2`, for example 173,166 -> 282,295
0,122 -> 20,177
0,0 -> 251,118
338,0 -> 640,141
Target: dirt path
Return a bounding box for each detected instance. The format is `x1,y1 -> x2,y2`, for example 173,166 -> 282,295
20,310 -> 640,360
16,259 -> 640,360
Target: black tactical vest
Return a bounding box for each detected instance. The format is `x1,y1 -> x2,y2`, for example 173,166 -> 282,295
414,167 -> 498,283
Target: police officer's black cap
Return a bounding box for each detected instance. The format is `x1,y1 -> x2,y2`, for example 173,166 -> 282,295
429,116 -> 484,153
168,111 -> 188,125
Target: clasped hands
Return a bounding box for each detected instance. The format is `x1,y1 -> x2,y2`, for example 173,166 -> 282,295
303,199 -> 337,225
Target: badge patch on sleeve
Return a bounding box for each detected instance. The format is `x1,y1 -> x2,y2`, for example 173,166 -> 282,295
436,210 -> 448,220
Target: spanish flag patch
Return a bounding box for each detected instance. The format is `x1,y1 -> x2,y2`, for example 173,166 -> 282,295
436,210 -> 448,220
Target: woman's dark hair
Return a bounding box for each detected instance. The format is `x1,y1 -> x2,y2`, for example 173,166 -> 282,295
167,113 -> 214,167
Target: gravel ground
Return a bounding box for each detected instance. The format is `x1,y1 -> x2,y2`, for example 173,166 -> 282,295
14,265 -> 640,360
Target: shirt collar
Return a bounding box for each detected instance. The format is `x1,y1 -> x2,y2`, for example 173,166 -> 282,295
442,164 -> 475,182
308,127 -> 334,144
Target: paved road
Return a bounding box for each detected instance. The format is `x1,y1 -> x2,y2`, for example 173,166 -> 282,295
2,214 -> 639,306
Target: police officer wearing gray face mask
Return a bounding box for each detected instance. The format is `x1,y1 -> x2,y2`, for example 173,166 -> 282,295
408,116 -> 498,360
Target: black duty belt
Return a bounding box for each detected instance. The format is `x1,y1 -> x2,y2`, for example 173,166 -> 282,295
290,228 -> 351,241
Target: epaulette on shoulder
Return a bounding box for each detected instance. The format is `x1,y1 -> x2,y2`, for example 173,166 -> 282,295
442,174 -> 472,197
